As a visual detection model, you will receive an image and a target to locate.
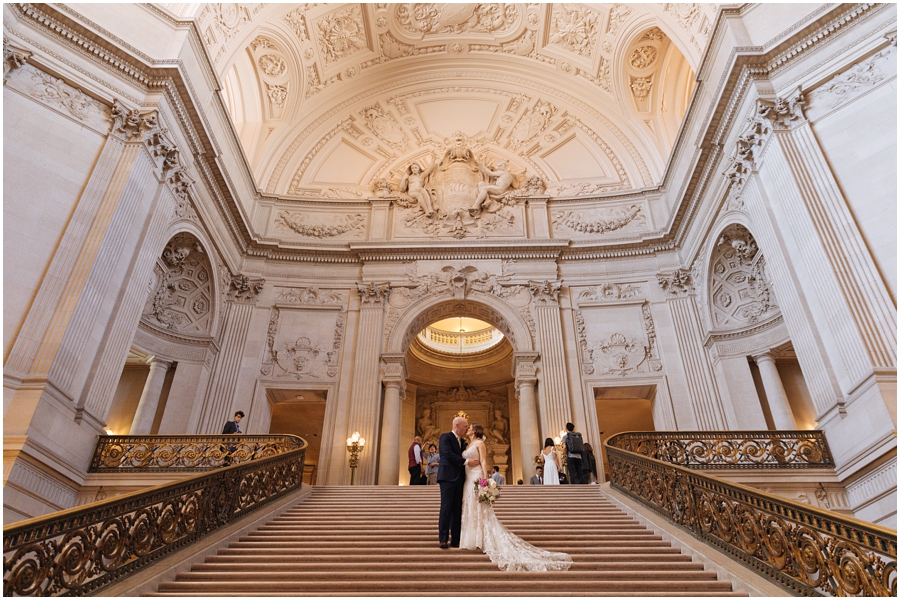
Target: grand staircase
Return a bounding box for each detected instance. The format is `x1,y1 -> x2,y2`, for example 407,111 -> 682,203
153,485 -> 743,596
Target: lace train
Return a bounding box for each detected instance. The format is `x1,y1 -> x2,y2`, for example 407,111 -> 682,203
459,441 -> 572,572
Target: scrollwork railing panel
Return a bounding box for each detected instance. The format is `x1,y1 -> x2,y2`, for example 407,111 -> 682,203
608,430 -> 834,469
606,439 -> 896,597
4,439 -> 305,596
89,435 -> 304,472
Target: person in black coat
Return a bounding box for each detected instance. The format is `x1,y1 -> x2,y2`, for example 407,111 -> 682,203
437,416 -> 480,549
222,411 -> 245,434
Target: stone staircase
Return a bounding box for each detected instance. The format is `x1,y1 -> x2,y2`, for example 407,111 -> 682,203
153,485 -> 743,596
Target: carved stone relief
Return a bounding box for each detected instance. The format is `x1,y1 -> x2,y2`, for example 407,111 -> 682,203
574,301 -> 660,377
657,268 -> 694,297
416,385 -> 510,454
142,233 -> 213,335
314,5 -> 368,66
396,4 -> 519,36
260,308 -> 344,379
3,37 -> 31,81
606,4 -> 631,35
809,45 -> 896,111
578,283 -> 643,303
548,4 -> 600,59
552,204 -> 646,236
709,224 -> 778,329
274,211 -> 366,239
274,287 -> 345,306
227,274 -> 265,303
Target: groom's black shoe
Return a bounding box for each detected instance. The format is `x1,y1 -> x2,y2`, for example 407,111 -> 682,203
439,541 -> 450,549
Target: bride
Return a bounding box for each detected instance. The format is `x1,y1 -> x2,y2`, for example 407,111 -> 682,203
459,423 -> 573,571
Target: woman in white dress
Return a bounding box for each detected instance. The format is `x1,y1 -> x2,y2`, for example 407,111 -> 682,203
540,438 -> 561,485
459,424 -> 572,571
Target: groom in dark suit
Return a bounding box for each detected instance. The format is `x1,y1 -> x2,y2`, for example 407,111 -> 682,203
437,416 -> 480,549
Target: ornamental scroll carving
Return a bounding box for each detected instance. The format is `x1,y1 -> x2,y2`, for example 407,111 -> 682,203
757,93 -> 807,131
809,45 -> 895,110
227,274 -> 264,303
549,4 -> 600,59
657,269 -> 694,297
578,283 -> 643,302
315,5 -> 367,65
274,287 -> 344,306
3,37 -> 31,80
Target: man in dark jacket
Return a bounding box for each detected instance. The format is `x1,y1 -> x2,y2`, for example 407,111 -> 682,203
437,416 -> 480,549
222,411 -> 244,434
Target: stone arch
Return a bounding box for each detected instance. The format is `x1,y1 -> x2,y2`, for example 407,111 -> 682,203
385,291 -> 535,356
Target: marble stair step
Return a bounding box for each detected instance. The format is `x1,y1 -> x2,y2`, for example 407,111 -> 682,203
147,591 -> 746,597
175,569 -> 719,582
195,559 -> 704,571
215,546 -> 686,557
206,550 -> 692,562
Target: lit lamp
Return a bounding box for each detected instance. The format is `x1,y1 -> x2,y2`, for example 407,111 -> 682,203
554,431 -> 568,469
346,431 -> 365,485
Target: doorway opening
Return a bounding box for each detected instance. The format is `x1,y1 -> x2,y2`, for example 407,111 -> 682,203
594,385 -> 657,480
400,316 -> 520,485
266,389 -> 327,485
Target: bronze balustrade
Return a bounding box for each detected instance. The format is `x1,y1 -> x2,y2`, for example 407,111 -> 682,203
4,437 -> 306,596
89,434 -> 304,472
606,433 -> 896,597
608,430 -> 834,469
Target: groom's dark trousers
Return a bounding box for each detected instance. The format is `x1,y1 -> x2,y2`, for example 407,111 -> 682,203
437,432 -> 467,547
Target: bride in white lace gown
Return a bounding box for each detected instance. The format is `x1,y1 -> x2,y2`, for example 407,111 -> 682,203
459,424 -> 573,571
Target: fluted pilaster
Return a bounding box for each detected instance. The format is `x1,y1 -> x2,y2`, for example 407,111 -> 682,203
529,281 -> 571,436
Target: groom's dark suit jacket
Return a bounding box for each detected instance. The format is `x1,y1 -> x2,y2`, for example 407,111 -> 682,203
437,431 -> 467,545
437,432 -> 466,482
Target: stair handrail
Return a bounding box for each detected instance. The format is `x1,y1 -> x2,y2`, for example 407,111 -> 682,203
607,430 -> 835,469
89,434 -> 305,472
3,437 -> 306,596
605,433 -> 896,596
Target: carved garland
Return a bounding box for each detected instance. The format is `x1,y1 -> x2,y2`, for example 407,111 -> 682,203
552,204 -> 644,234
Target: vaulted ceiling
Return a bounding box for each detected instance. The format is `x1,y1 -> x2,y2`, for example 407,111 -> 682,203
176,3 -> 713,200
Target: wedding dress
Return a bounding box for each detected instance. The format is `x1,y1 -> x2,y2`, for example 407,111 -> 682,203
459,439 -> 572,571
542,449 -> 560,485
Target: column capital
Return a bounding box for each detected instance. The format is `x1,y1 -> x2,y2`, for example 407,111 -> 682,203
380,353 -> 407,383
357,282 -> 391,306
512,351 -> 539,382
3,38 -> 31,82
656,269 -> 694,297
109,100 -> 159,142
529,280 -> 562,305
757,90 -> 807,131
226,274 -> 265,304
146,356 -> 172,371
751,351 -> 776,364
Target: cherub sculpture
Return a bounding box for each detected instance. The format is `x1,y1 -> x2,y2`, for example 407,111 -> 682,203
470,159 -> 515,216
399,152 -> 438,216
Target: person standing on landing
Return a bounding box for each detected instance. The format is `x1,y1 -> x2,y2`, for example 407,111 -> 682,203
560,423 -> 585,484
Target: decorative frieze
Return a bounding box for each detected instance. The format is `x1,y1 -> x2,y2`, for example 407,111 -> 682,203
274,211 -> 366,238
578,283 -> 643,303
808,45 -> 895,111
552,204 -> 645,235
274,287 -> 344,306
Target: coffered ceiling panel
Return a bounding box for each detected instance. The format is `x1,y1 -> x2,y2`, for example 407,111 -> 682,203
541,136 -> 609,181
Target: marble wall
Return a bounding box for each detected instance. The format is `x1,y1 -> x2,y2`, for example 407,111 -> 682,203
2,4 -> 895,528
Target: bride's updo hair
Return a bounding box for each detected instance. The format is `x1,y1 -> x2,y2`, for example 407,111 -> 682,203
471,424 -> 485,439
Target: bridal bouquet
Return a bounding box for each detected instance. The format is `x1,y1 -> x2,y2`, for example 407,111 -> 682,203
476,478 -> 500,506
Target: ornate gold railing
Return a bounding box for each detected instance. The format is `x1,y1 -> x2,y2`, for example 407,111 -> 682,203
89,435 -> 304,472
608,430 -> 835,469
606,434 -> 896,596
4,437 -> 306,596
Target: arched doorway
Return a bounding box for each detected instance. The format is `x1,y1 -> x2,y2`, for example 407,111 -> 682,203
380,293 -> 541,487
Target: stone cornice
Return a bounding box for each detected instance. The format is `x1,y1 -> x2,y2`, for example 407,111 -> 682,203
6,2 -> 886,268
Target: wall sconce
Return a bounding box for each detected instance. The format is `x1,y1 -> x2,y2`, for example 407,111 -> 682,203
346,431 -> 366,485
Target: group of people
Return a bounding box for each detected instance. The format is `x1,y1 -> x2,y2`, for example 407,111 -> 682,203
532,422 -> 599,485
407,436 -> 441,485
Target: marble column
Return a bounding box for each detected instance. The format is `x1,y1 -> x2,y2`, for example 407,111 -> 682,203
129,358 -> 171,434
347,283 -> 390,484
378,353 -> 406,485
529,281 -> 572,435
753,352 -> 798,430
513,352 -> 540,483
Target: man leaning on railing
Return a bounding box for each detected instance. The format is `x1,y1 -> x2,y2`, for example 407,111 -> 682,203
221,410 -> 245,465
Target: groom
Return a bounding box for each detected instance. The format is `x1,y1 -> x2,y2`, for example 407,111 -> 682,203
437,416 -> 480,549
